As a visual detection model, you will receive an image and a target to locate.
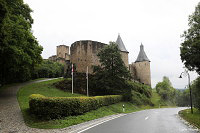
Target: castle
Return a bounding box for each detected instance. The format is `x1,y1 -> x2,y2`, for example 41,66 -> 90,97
48,35 -> 151,86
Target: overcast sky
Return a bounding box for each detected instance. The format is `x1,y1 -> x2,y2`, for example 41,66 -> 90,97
24,0 -> 199,88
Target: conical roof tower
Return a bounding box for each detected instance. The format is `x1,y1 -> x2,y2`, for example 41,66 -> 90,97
116,34 -> 128,53
135,44 -> 150,62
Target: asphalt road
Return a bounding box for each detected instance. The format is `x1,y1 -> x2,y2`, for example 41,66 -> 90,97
81,107 -> 198,133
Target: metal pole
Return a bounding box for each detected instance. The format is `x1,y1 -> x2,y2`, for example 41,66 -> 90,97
87,66 -> 89,97
187,71 -> 193,114
72,64 -> 73,94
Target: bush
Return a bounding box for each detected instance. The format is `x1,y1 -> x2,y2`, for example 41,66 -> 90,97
29,94 -> 122,119
32,60 -> 64,79
191,77 -> 200,110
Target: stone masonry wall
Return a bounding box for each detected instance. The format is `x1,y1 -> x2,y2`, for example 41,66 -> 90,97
70,40 -> 106,73
57,45 -> 70,60
120,52 -> 129,68
134,61 -> 151,86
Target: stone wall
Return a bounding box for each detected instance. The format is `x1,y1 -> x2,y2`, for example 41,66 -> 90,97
134,61 -> 151,86
48,55 -> 57,62
57,45 -> 70,60
129,63 -> 137,80
70,40 -> 106,73
120,52 -> 129,68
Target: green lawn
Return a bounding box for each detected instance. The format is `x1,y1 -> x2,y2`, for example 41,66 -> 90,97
179,108 -> 200,129
0,78 -> 47,93
17,79 -> 168,129
17,78 -> 84,128
151,89 -> 161,107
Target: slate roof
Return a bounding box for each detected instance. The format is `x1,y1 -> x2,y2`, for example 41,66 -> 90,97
135,44 -> 150,62
116,34 -> 128,53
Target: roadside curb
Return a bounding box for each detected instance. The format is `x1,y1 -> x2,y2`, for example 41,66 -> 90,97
178,110 -> 199,132
53,114 -> 126,133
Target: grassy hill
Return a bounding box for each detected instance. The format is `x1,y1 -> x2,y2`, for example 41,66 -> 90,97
151,89 -> 161,107
17,78 -> 164,129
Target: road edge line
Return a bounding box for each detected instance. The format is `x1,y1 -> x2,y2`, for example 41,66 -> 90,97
75,114 -> 126,133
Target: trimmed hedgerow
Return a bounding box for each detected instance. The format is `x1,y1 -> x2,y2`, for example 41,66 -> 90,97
29,94 -> 122,119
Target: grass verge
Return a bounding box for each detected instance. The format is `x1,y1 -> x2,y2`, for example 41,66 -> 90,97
0,78 -> 47,93
17,78 -> 84,128
179,108 -> 200,129
17,80 -> 172,129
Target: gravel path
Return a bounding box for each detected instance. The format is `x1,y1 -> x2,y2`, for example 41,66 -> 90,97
0,79 -> 123,133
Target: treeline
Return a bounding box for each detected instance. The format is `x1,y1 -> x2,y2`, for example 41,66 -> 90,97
176,77 -> 200,110
32,60 -> 64,79
155,76 -> 200,110
155,76 -> 176,106
0,0 -> 43,84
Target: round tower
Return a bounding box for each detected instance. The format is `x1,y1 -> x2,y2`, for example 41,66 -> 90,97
70,40 -> 106,73
134,44 -> 151,86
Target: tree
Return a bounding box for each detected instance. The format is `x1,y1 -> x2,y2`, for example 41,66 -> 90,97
33,60 -> 64,78
180,2 -> 200,74
155,76 -> 176,104
0,0 -> 43,84
176,89 -> 190,107
191,77 -> 200,110
91,42 -> 131,95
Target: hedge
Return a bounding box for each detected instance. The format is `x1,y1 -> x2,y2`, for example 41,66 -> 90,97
29,94 -> 122,119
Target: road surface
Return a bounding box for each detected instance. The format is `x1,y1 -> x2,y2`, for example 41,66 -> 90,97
80,107 -> 198,133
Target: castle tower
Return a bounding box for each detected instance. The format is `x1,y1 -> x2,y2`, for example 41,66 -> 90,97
134,44 -> 151,86
57,45 -> 70,60
70,40 -> 106,73
116,34 -> 129,68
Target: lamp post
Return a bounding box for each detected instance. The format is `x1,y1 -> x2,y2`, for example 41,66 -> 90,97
179,70 -> 193,114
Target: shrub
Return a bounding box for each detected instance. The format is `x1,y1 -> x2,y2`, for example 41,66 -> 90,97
29,94 -> 122,119
32,60 -> 64,79
191,77 -> 200,110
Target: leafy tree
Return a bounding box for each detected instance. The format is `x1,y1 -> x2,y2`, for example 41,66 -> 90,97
175,89 -> 190,107
191,77 -> 200,110
33,60 -> 64,78
0,0 -> 43,84
155,76 -> 176,104
180,2 -> 200,74
91,42 -> 131,95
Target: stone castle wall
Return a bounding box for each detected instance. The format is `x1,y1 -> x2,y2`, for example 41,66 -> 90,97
48,40 -> 151,87
129,63 -> 137,80
48,55 -> 57,62
133,61 -> 151,86
120,52 -> 129,68
57,45 -> 70,60
70,40 -> 106,73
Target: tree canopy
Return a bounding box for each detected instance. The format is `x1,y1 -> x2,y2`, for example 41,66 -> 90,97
91,42 -> 131,95
191,77 -> 200,110
33,60 -> 64,79
180,2 -> 200,74
0,0 -> 43,84
155,76 -> 176,104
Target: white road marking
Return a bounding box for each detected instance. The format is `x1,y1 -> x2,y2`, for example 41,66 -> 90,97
73,114 -> 126,133
145,116 -> 149,120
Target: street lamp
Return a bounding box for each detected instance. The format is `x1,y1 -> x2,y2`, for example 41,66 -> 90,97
179,70 -> 193,114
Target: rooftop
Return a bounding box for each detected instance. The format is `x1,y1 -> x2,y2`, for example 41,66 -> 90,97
135,44 -> 150,62
116,34 -> 128,53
